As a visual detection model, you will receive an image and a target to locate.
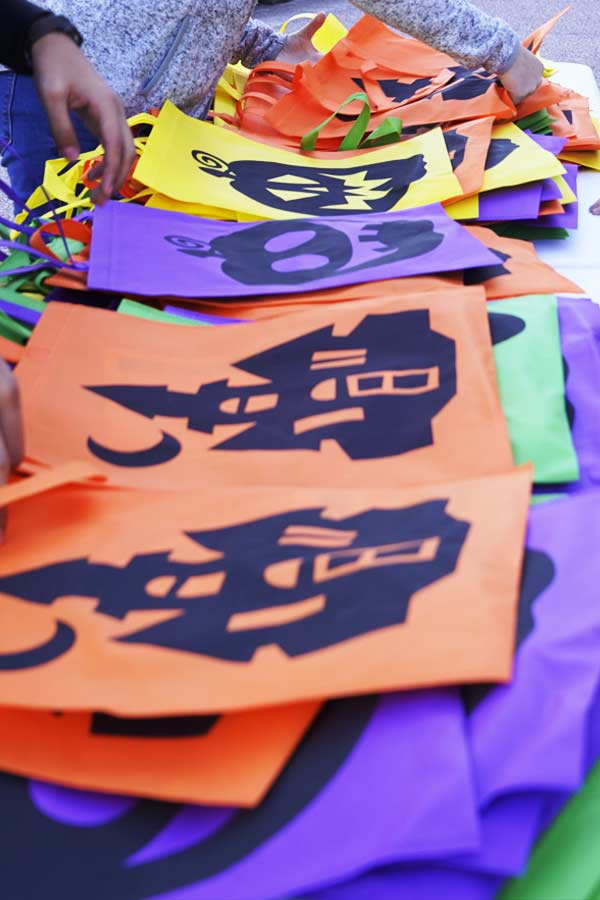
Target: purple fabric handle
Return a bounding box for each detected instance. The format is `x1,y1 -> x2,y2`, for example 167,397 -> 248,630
0,239 -> 88,271
0,263 -> 50,277
0,214 -> 37,236
0,173 -> 39,221
0,136 -> 85,267
0,298 -> 42,325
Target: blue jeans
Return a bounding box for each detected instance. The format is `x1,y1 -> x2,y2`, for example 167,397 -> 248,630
0,71 -> 97,204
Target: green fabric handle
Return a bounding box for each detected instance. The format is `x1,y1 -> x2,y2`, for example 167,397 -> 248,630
499,760 -> 600,900
0,309 -> 31,343
515,108 -> 556,135
300,92 -> 371,152
300,92 -> 402,152
360,116 -> 403,148
490,223 -> 570,241
118,299 -> 207,326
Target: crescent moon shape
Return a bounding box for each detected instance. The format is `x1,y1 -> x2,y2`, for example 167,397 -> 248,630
0,620 -> 75,671
87,430 -> 182,468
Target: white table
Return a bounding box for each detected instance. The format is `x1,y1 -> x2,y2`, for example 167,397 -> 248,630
535,63 -> 600,302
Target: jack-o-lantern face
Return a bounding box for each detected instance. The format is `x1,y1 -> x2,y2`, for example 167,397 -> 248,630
191,150 -> 428,215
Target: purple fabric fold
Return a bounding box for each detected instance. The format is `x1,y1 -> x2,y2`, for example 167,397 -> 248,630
541,178 -> 562,202
527,132 -> 568,156
517,164 -> 579,230
0,691 -> 480,900
476,181 -> 544,222
553,297 -> 600,491
310,492 -> 600,896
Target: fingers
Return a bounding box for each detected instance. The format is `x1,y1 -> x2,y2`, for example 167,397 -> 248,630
30,33 -> 134,204
0,359 -> 24,543
95,97 -> 135,203
38,83 -> 81,162
302,11 -> 327,39
80,93 -> 135,204
499,46 -> 543,106
0,358 -> 24,471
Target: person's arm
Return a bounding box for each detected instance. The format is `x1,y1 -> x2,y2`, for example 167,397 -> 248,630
351,0 -> 543,103
234,14 -> 326,68
1,0 -> 48,72
234,18 -> 287,68
30,32 -> 134,200
1,2 -> 135,203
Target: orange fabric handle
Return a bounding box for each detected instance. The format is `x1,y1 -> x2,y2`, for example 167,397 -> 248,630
0,462 -> 105,507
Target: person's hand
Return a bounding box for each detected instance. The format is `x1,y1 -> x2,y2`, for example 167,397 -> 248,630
591,199 -> 600,215
277,12 -> 327,67
31,32 -> 135,204
0,358 -> 24,540
499,45 -> 544,105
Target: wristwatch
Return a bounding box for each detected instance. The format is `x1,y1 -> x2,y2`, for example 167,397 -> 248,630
24,14 -> 84,69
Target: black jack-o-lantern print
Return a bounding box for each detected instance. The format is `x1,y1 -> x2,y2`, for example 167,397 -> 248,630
165,216 -> 444,288
191,150 -> 428,215
84,309 -> 457,466
0,501 -> 469,665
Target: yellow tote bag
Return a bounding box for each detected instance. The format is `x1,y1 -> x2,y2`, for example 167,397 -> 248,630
135,100 -> 462,219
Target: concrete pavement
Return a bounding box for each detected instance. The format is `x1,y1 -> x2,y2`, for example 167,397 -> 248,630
257,0 -> 599,78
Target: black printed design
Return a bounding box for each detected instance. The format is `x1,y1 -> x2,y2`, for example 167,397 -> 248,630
462,548 -> 555,711
164,216 -> 444,287
85,309 -> 457,466
436,67 -> 497,102
353,75 -> 433,104
443,129 -> 469,170
0,621 -> 75,671
0,501 -> 469,665
357,66 -> 499,108
485,138 -> 519,171
90,714 -> 220,739
191,151 -> 428,215
0,695 -> 377,900
464,249 -> 512,285
488,311 -> 527,345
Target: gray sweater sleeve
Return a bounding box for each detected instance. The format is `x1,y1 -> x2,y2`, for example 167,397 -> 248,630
350,0 -> 521,73
234,17 -> 287,68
